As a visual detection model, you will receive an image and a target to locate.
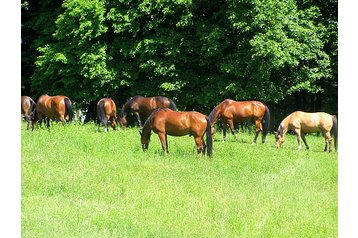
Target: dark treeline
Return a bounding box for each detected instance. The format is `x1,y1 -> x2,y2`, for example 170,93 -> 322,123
21,0 -> 337,129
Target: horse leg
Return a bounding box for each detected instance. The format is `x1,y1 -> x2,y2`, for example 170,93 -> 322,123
111,119 -> 116,130
202,138 -> 206,155
165,134 -> 168,153
252,120 -> 262,144
158,133 -> 168,154
222,123 -> 227,142
46,117 -> 51,128
227,119 -> 237,141
26,115 -> 31,130
105,116 -> 110,132
112,115 -> 118,130
134,112 -> 142,128
294,129 -> 302,150
194,136 -> 204,155
323,131 -> 332,152
301,133 -> 310,150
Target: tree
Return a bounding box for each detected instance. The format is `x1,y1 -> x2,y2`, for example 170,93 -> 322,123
23,0 -> 337,116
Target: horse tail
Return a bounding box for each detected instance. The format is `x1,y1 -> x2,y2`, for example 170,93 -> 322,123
98,100 -> 108,127
262,104 -> 271,137
205,117 -> 213,157
168,99 -> 177,111
331,115 -> 338,151
208,106 -> 220,126
64,97 -> 73,122
29,98 -> 36,113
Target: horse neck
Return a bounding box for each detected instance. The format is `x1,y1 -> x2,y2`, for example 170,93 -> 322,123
279,118 -> 289,136
120,102 -> 130,117
142,118 -> 152,137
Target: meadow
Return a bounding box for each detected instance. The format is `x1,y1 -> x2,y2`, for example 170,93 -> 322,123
21,121 -> 338,237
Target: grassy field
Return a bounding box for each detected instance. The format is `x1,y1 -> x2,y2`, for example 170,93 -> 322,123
21,121 -> 338,237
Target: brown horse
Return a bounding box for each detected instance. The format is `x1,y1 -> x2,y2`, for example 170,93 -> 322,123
97,98 -> 118,132
30,94 -> 73,130
119,96 -> 177,128
208,99 -> 270,144
275,111 -> 338,152
21,96 -> 36,129
140,108 -> 213,157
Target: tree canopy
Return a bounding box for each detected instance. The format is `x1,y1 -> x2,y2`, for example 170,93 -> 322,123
22,0 -> 337,117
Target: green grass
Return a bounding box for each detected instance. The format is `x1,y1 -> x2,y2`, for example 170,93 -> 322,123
22,122 -> 338,237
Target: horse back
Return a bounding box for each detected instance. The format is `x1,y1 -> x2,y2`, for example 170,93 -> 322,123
101,98 -> 117,117
224,100 -> 264,120
37,95 -> 68,119
152,109 -> 206,136
290,111 -> 333,133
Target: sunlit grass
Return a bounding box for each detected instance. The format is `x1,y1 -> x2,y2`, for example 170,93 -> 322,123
22,121 -> 337,237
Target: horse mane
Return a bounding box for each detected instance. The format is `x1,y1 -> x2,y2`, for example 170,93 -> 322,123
142,108 -> 169,130
278,125 -> 284,136
141,108 -> 166,137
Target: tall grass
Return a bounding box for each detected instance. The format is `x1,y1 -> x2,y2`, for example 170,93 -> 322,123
22,122 -> 337,237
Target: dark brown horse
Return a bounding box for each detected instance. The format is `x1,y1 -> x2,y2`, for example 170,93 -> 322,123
275,111 -> 338,152
119,96 -> 177,128
97,98 -> 118,132
30,94 -> 73,130
140,108 -> 213,157
21,96 -> 36,129
208,99 -> 270,144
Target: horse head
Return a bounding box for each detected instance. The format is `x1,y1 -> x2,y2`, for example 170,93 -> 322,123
140,129 -> 151,151
118,111 -> 127,128
275,125 -> 285,148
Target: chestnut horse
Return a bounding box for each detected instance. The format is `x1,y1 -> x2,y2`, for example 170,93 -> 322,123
140,108 -> 213,157
30,94 -> 73,130
208,99 -> 270,144
97,98 -> 118,132
21,96 -> 36,129
119,96 -> 177,128
275,111 -> 338,152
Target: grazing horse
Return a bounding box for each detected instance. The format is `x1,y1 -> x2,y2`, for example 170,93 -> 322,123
275,111 -> 338,152
30,94 -> 73,130
208,99 -> 270,144
119,96 -> 177,128
140,108 -> 213,157
21,96 -> 36,129
97,98 -> 118,132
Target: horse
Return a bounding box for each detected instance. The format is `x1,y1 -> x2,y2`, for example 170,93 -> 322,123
275,111 -> 338,152
208,99 -> 270,144
21,96 -> 36,129
97,98 -> 118,132
119,96 -> 177,128
140,108 -> 213,157
30,94 -> 73,130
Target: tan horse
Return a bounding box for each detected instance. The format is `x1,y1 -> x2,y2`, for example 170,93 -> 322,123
119,96 -> 177,128
97,98 -> 118,132
275,111 -> 338,152
21,96 -> 36,129
208,99 -> 270,143
31,94 -> 73,130
140,108 -> 213,157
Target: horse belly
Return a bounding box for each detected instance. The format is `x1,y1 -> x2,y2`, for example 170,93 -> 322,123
165,126 -> 190,136
300,124 -> 320,133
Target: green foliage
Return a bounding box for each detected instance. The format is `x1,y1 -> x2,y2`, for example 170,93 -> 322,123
22,0 -> 337,111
